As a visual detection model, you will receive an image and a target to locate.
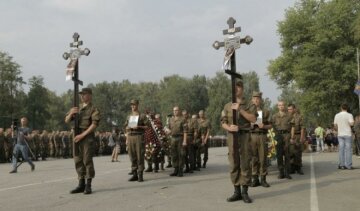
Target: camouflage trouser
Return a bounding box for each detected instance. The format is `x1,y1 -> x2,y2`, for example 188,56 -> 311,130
171,136 -> 185,169
275,133 -> 291,173
185,135 -> 195,170
128,134 -> 145,173
250,133 -> 268,176
194,139 -> 202,168
290,134 -> 303,167
227,131 -> 252,186
74,134 -> 95,179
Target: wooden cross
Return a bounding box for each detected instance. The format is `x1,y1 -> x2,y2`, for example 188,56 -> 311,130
63,32 -> 90,155
212,17 -> 253,166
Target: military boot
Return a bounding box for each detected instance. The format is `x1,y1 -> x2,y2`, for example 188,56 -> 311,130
166,161 -> 172,168
297,166 -> 304,175
154,162 -> 159,173
144,164 -> 153,172
128,171 -> 138,181
278,169 -> 285,179
195,162 -> 201,171
160,162 -> 165,170
290,165 -> 296,174
260,176 -> 270,188
251,175 -> 260,187
138,172 -> 144,182
202,161 -> 207,168
177,167 -> 184,177
241,185 -> 253,203
169,168 -> 178,176
70,179 -> 85,194
226,186 -> 242,202
284,169 -> 292,179
184,164 -> 190,173
84,179 -> 92,194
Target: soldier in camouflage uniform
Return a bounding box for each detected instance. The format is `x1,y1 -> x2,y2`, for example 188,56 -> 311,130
221,81 -> 257,203
249,91 -> 271,188
288,104 -> 305,175
183,110 -> 198,173
124,99 -> 149,182
0,128 -> 5,163
65,87 -> 100,194
168,106 -> 187,177
272,101 -> 293,180
198,110 -> 211,169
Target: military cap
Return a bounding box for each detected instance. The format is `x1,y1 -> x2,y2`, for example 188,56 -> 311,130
79,87 -> 92,95
252,91 -> 262,98
130,99 -> 139,105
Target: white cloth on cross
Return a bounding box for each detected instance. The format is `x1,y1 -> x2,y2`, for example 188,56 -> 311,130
222,47 -> 235,70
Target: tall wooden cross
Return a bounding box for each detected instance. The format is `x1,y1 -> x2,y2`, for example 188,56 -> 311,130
63,32 -> 90,144
213,17 -> 253,165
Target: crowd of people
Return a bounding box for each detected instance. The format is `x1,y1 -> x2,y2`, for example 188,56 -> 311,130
2,86 -> 359,202
0,127 -> 128,164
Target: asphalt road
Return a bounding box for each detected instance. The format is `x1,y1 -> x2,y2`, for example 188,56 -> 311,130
0,147 -> 359,211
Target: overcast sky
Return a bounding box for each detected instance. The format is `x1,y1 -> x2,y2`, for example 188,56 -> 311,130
0,0 -> 296,103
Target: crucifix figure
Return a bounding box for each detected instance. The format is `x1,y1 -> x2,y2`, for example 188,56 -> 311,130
63,32 -> 90,151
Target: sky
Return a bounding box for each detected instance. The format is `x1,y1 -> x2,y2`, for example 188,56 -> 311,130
0,0 -> 296,103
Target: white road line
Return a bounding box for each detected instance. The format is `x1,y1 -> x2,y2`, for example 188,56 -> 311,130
310,153 -> 319,211
0,167 -> 130,192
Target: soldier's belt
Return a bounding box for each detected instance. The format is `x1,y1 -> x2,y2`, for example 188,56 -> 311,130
172,134 -> 183,137
238,130 -> 250,134
250,131 -> 267,134
277,130 -> 290,134
128,132 -> 143,136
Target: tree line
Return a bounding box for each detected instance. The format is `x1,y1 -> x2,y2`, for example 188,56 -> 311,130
0,51 -> 268,135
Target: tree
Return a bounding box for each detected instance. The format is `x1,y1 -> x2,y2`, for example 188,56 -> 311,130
206,72 -> 231,135
0,51 -> 25,127
268,0 -> 360,125
26,76 -> 50,130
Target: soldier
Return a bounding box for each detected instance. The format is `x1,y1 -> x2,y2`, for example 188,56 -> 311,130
4,128 -> 14,162
198,110 -> 211,169
289,104 -> 305,175
32,130 -> 41,161
48,131 -> 55,158
65,87 -> 100,194
272,101 -> 293,179
167,106 -> 187,177
40,130 -> 49,160
183,110 -> 197,173
124,99 -> 149,182
250,91 -> 271,188
221,81 -> 256,203
0,128 -> 5,163
62,131 -> 70,159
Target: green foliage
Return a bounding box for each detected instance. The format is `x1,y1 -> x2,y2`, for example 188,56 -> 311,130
25,76 -> 51,129
268,0 -> 360,126
0,51 -> 25,127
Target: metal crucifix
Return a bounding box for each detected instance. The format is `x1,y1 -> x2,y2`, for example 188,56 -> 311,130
213,17 -> 253,164
63,32 -> 90,138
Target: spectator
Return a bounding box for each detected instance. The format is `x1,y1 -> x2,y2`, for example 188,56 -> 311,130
333,103 -> 354,170
314,124 -> 325,152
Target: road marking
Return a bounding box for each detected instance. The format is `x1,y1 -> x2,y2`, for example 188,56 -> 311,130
310,153 -> 319,211
0,167 -> 129,192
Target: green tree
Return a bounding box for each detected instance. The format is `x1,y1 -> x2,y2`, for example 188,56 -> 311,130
0,51 -> 25,127
206,72 -> 231,135
26,76 -> 50,130
268,0 -> 360,125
